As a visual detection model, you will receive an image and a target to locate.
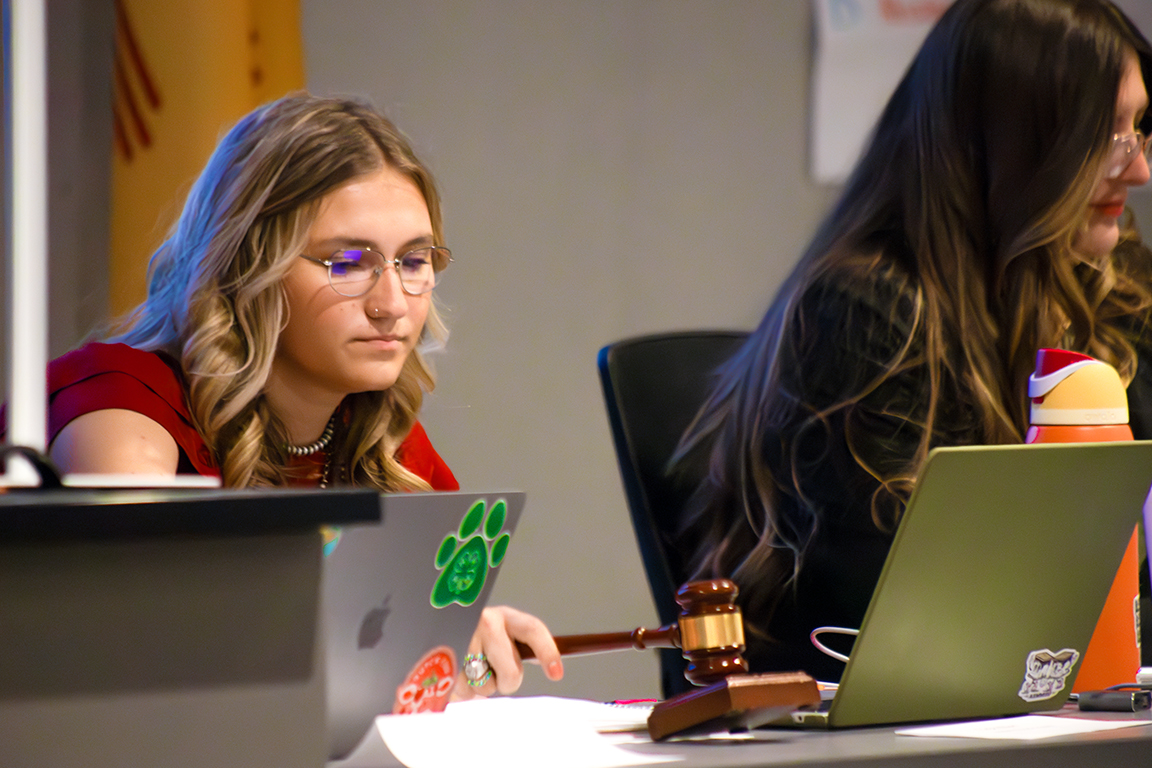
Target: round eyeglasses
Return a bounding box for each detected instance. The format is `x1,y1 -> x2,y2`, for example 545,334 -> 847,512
1105,131 -> 1152,179
299,246 -> 451,297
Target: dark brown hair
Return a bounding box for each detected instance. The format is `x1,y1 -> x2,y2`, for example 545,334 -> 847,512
676,0 -> 1152,634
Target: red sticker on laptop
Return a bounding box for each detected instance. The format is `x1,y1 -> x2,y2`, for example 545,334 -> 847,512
1018,648 -> 1080,702
393,646 -> 458,714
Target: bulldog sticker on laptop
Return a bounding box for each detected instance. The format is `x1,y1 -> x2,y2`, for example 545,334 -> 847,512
1018,648 -> 1080,702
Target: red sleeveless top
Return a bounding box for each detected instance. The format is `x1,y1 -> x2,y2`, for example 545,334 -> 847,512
47,342 -> 459,490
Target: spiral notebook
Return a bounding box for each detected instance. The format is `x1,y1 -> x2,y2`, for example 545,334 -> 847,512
789,441 -> 1152,728
322,491 -> 525,762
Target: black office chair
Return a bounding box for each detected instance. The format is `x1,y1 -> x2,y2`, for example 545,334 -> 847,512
597,330 -> 749,697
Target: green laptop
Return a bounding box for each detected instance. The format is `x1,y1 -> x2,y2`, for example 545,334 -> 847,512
791,440 -> 1152,728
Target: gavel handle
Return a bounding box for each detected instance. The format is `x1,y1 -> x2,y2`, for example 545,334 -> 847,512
515,625 -> 679,660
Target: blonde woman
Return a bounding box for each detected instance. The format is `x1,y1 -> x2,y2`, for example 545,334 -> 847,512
45,92 -> 562,695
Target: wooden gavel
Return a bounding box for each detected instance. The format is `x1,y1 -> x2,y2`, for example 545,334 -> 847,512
516,578 -> 749,686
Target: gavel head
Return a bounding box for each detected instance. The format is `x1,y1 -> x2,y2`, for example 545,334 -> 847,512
675,579 -> 749,686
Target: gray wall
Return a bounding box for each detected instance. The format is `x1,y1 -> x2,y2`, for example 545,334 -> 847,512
44,0 -> 114,353
303,0 -> 839,700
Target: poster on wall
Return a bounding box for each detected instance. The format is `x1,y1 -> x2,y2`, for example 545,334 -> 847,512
810,0 -> 949,185
811,0 -> 1152,186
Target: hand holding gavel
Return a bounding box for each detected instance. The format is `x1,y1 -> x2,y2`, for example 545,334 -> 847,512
513,577 -> 821,740
515,578 -> 749,686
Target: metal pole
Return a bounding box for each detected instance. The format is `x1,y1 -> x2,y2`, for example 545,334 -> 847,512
5,0 -> 48,484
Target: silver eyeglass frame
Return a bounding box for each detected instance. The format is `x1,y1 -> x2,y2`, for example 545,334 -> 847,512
299,246 -> 452,297
1106,131 -> 1151,180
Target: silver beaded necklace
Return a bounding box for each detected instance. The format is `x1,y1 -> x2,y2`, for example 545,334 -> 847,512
284,415 -> 336,457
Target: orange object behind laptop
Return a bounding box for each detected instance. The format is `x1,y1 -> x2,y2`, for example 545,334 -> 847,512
1026,348 -> 1140,692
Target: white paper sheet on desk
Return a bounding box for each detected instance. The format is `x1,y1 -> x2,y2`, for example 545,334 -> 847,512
896,714 -> 1152,740
374,696 -> 679,768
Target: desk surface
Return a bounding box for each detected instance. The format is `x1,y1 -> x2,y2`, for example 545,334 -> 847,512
619,708 -> 1152,768
353,700 -> 1152,768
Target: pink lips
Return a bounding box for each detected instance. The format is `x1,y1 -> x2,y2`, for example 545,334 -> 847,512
356,335 -> 404,351
1092,201 -> 1126,218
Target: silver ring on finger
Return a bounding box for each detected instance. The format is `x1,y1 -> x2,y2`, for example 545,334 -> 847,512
463,653 -> 494,687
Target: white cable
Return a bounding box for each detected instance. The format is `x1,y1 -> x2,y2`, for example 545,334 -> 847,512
810,625 -> 859,663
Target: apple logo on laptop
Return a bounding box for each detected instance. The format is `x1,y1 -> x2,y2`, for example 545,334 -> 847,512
358,594 -> 391,649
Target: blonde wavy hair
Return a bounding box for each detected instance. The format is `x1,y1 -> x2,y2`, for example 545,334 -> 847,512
108,92 -> 448,490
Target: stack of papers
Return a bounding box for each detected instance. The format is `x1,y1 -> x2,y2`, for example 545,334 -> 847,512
374,697 -> 672,768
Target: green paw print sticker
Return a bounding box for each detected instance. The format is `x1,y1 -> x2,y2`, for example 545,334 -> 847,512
430,499 -> 511,608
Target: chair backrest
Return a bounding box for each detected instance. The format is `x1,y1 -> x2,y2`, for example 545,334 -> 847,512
598,330 -> 749,695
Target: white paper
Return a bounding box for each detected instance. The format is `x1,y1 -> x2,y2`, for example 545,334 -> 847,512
374,696 -> 678,768
810,0 -> 949,184
896,714 -> 1152,740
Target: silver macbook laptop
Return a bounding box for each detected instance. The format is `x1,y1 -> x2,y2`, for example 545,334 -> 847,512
322,491 -> 524,760
790,441 -> 1152,728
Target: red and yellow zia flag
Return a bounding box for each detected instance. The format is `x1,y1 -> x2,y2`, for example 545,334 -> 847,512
109,0 -> 304,316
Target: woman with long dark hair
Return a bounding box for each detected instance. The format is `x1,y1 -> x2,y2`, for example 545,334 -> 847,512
676,0 -> 1152,682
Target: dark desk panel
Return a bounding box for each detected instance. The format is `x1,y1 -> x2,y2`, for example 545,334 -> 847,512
0,485 -> 373,768
0,486 -> 380,540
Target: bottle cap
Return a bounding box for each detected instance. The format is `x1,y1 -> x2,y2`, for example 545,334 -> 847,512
1028,348 -> 1097,398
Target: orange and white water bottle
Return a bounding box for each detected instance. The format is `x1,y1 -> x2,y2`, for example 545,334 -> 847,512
1027,348 -> 1140,692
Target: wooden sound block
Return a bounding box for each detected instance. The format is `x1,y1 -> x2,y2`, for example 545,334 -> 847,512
647,672 -> 821,741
